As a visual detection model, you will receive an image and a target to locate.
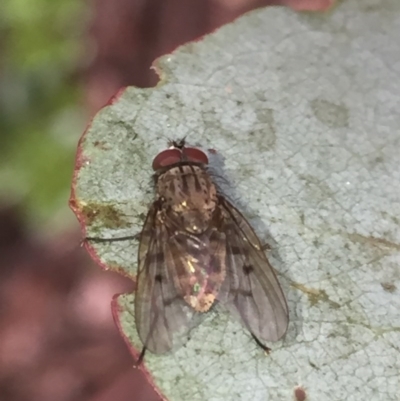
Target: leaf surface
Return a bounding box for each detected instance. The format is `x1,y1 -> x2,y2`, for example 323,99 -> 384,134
71,1 -> 400,400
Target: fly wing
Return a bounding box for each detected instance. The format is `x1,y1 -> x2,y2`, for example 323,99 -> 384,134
216,196 -> 289,343
134,204 -> 196,354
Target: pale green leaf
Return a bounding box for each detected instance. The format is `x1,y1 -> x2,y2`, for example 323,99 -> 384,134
72,1 -> 400,400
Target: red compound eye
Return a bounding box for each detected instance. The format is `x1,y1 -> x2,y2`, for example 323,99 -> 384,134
152,148 -> 182,170
182,147 -> 209,165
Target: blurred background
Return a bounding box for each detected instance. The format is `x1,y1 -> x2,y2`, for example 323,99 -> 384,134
0,0 -> 332,400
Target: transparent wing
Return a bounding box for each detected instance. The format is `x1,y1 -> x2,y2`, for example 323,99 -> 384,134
134,204 -> 196,354
216,196 -> 289,343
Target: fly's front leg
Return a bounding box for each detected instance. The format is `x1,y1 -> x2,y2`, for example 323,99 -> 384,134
82,232 -> 141,246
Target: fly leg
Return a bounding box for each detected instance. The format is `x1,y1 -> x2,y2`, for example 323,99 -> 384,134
261,243 -> 272,252
134,346 -> 147,367
230,286 -> 272,355
82,232 -> 140,246
135,293 -> 184,364
251,333 -> 271,354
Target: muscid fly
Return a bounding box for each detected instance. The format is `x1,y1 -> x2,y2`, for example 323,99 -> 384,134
87,139 -> 288,361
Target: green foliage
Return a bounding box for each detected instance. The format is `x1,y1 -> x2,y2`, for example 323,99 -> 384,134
0,0 -> 85,225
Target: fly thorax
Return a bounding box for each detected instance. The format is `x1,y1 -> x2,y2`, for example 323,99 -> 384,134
157,164 -> 217,234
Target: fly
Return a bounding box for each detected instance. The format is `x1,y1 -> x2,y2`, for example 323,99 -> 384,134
86,139 -> 288,362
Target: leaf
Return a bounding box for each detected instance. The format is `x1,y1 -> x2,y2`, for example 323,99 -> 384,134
70,1 -> 400,400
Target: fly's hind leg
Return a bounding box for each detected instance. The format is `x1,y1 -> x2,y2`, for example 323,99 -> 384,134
134,346 -> 147,367
251,333 -> 271,354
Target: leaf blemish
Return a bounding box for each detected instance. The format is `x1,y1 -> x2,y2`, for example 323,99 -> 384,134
310,98 -> 349,128
291,282 -> 340,308
348,232 -> 400,251
81,202 -> 130,230
93,140 -> 110,150
381,282 -> 396,293
294,386 -> 307,401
